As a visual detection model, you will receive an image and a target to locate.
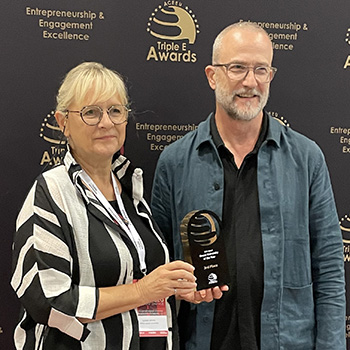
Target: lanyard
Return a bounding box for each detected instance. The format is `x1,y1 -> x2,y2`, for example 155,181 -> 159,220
79,170 -> 147,275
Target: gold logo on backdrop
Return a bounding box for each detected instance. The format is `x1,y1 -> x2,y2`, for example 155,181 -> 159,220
343,28 -> 350,69
147,4 -> 199,44
267,110 -> 290,127
340,214 -> 350,262
146,2 -> 200,63
39,111 -> 66,166
345,28 -> 350,45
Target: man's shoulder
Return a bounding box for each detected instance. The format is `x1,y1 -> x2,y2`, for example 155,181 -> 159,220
163,128 -> 197,152
159,116 -> 211,161
269,116 -> 320,153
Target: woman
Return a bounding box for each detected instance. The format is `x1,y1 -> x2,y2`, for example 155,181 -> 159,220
11,62 -> 222,350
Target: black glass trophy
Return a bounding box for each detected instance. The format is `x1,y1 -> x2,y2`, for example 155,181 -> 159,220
180,210 -> 230,290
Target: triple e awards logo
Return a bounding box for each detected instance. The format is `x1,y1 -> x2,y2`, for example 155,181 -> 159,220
336,215 -> 350,338
146,2 -> 200,63
340,214 -> 350,263
343,27 -> 350,69
39,111 -> 66,167
267,110 -> 290,127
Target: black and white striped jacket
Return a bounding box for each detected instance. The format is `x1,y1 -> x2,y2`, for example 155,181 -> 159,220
11,150 -> 177,350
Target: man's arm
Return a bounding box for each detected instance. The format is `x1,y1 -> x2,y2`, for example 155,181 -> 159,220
309,154 -> 346,349
151,158 -> 175,259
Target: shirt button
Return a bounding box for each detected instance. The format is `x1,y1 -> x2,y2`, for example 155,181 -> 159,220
214,183 -> 220,190
203,316 -> 209,323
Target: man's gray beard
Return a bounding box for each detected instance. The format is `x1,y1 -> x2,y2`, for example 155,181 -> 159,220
215,87 -> 269,121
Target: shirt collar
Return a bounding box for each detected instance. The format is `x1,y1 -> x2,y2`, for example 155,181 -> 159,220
62,147 -> 143,203
209,111 -> 269,154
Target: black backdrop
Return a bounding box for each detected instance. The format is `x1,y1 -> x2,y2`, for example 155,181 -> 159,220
1,0 -> 350,348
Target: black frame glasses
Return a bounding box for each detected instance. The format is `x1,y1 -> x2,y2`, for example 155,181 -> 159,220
212,63 -> 277,83
66,104 -> 131,126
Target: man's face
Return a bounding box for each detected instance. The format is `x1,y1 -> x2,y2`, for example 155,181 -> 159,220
213,29 -> 273,121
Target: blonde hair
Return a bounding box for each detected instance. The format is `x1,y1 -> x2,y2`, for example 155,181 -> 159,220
56,62 -> 128,111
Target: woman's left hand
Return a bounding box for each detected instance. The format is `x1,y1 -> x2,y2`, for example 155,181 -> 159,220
177,285 -> 229,304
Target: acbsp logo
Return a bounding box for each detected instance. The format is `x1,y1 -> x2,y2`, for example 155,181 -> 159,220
146,2 -> 200,63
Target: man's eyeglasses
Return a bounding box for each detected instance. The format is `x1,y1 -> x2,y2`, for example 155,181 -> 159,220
66,105 -> 130,126
212,63 -> 277,83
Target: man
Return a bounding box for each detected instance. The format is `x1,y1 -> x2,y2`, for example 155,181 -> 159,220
151,21 -> 345,349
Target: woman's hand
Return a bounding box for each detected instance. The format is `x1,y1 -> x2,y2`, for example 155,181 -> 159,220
83,261 -> 196,323
135,260 -> 197,305
81,262 -> 226,323
177,285 -> 229,304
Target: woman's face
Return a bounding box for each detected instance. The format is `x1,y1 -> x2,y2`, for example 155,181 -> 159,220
64,93 -> 127,166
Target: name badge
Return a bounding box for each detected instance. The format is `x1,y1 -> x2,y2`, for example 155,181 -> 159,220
134,280 -> 168,337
